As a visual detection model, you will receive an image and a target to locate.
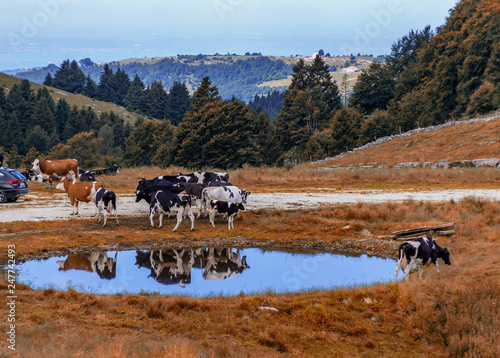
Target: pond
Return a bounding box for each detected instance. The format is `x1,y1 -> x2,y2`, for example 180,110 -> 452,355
13,247 -> 404,297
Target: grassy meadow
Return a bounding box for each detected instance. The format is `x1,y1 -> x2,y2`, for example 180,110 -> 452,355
0,115 -> 499,357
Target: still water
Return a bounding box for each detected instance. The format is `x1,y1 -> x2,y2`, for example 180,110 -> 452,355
14,247 -> 403,297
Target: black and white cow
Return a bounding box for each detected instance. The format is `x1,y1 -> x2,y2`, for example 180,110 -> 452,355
202,248 -> 249,281
135,178 -> 183,204
208,180 -> 232,187
202,185 -> 249,205
79,170 -> 96,182
197,172 -> 230,185
94,187 -> 119,226
20,168 -> 44,182
394,236 -> 451,282
93,164 -> 120,175
208,200 -> 245,230
178,182 -> 206,218
148,190 -> 195,232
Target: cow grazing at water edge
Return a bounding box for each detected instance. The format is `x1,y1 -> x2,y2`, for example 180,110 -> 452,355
145,189 -> 195,232
208,200 -> 245,230
94,188 -> 119,226
56,178 -> 103,216
394,236 -> 451,282
32,158 -> 79,189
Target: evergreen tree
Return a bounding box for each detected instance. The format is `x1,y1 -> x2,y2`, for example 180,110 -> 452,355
124,74 -> 145,112
174,79 -> 259,169
349,63 -> 395,114
143,81 -> 168,119
329,108 -> 363,154
43,73 -> 53,86
52,60 -> 86,93
254,111 -> 280,165
113,68 -> 131,106
96,64 -> 116,103
275,57 -> 341,157
83,74 -> 97,98
54,99 -> 71,135
165,81 -> 191,125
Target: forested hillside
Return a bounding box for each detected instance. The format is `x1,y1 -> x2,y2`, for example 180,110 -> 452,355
12,55 -> 294,103
1,0 -> 498,171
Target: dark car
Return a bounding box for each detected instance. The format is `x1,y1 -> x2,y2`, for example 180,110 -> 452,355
0,168 -> 29,203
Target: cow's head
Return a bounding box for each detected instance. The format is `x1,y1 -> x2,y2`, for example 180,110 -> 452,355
31,159 -> 40,172
135,189 -> 151,203
55,178 -> 67,191
240,189 -> 250,203
441,248 -> 451,265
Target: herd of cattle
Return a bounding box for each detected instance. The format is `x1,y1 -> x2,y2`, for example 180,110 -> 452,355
27,158 -> 249,231
25,159 -> 452,281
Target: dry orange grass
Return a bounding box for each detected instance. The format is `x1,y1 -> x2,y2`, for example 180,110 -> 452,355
1,193 -> 499,357
315,116 -> 500,168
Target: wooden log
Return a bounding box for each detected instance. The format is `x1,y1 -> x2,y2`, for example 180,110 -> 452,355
392,222 -> 455,236
434,229 -> 455,236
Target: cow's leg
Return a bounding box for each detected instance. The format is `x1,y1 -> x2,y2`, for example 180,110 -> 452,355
418,265 -> 424,279
394,261 -> 401,282
149,209 -> 156,228
434,260 -> 440,273
103,209 -> 108,227
172,208 -> 183,232
228,213 -> 235,230
158,212 -> 164,229
114,208 -> 119,225
209,209 -> 216,228
187,207 -> 195,231
196,199 -> 202,219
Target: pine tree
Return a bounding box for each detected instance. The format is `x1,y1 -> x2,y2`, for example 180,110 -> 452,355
97,64 -> 116,103
165,81 -> 191,125
124,75 -> 145,111
275,57 -> 341,157
349,63 -> 395,114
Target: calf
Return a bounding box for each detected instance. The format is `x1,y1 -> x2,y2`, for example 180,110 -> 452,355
148,190 -> 195,232
208,200 -> 245,230
394,236 -> 451,282
202,185 -> 249,216
56,178 -> 103,215
94,187 -> 119,226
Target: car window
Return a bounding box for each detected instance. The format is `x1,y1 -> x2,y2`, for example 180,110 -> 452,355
0,171 -> 15,181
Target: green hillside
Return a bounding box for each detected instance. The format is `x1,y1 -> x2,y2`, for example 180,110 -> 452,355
0,72 -> 141,125
9,54 -> 378,102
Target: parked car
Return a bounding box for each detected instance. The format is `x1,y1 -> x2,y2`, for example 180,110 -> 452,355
0,168 -> 29,203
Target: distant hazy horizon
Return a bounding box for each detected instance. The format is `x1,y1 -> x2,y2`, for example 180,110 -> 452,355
0,0 -> 458,72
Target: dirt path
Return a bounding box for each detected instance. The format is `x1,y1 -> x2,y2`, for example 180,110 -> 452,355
1,189 -> 499,223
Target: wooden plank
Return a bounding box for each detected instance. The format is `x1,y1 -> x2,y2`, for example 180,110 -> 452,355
435,230 -> 455,236
392,222 -> 455,236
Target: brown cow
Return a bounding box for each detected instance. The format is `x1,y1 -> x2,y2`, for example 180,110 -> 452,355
32,158 -> 79,189
56,178 -> 103,215
57,252 -> 118,279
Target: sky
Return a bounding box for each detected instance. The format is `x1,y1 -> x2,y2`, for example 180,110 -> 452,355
0,0 -> 458,71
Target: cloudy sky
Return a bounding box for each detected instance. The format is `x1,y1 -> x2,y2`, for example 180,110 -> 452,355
0,0 -> 458,71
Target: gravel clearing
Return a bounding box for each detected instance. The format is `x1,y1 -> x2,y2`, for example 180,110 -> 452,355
1,189 -> 499,223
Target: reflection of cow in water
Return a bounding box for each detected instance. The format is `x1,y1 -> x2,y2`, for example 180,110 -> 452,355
135,249 -> 197,287
202,248 -> 249,281
135,247 -> 250,286
57,252 -> 118,279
